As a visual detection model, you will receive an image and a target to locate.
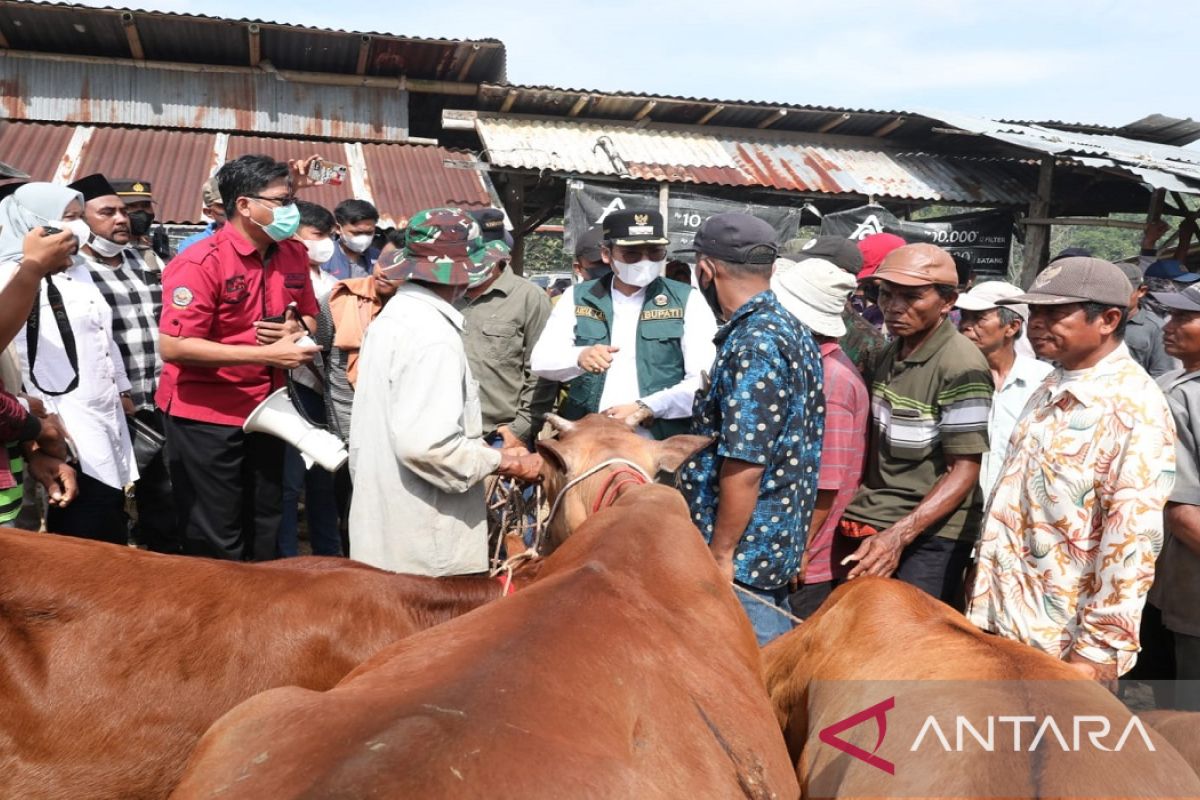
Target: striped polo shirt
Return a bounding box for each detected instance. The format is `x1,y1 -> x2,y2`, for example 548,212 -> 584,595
842,318 -> 993,541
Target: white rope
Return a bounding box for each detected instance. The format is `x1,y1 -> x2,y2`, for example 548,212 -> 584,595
732,583 -> 806,626
540,457 -> 653,551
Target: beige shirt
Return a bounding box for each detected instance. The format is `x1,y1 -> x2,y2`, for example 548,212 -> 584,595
348,283 -> 500,576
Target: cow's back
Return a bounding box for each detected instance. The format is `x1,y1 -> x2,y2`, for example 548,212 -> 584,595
0,529 -> 493,800
171,485 -> 799,799
762,578 -> 1200,799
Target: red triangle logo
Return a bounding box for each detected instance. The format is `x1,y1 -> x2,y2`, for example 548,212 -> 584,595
817,696 -> 896,775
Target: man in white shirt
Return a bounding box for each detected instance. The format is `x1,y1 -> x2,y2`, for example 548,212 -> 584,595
531,210 -> 717,439
956,281 -> 1053,500
349,209 -> 541,576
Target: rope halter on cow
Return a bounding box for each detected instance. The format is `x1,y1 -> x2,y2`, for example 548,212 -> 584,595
541,457 -> 653,551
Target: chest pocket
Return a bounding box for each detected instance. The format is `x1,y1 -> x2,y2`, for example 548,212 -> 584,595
886,406 -> 937,462
220,275 -> 248,305
573,315 -> 609,346
640,317 -> 684,359
479,320 -> 519,361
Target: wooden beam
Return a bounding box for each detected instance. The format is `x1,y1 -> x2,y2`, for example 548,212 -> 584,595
696,104 -> 725,125
872,116 -> 906,138
757,109 -> 787,130
567,95 -> 590,117
1018,157 -> 1055,288
519,202 -> 556,237
499,90 -> 519,114
817,113 -> 850,134
455,43 -> 480,82
1019,217 -> 1146,230
632,100 -> 657,122
355,35 -> 372,75
247,23 -> 261,67
501,175 -> 527,275
120,12 -> 145,60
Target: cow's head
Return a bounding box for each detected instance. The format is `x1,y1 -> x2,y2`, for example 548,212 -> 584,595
536,413 -> 711,551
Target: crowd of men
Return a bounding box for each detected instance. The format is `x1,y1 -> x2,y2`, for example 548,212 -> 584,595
0,152 -> 1197,710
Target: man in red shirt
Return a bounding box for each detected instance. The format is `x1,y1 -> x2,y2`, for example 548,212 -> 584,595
158,155 -> 319,561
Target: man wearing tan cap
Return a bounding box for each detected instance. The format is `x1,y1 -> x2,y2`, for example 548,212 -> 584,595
955,280 -> 1052,499
966,257 -> 1176,687
837,243 -> 993,607
176,176 -> 225,256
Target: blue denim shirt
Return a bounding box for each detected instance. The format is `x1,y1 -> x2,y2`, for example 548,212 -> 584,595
320,238 -> 379,281
681,290 -> 825,590
175,223 -> 217,255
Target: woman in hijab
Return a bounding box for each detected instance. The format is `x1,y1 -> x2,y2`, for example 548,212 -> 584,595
0,182 -> 136,542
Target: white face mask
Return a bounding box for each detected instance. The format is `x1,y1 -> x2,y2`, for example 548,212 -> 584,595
612,258 -> 664,289
303,237 -> 336,265
62,219 -> 124,258
342,232 -> 374,254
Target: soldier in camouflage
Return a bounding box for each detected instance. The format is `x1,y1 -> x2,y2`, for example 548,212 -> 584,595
348,208 -> 542,576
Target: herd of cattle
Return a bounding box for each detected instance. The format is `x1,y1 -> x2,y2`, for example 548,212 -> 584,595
2,413 -> 1199,799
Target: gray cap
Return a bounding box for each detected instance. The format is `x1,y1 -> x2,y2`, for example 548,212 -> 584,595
780,235 -> 864,275
1000,257 -> 1133,308
1151,283 -> 1200,313
680,213 -> 778,265
1115,261 -> 1144,288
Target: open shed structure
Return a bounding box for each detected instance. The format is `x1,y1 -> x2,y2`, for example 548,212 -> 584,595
0,1 -> 1198,278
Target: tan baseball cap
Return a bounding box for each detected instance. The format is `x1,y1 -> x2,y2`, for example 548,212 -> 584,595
1001,257 -> 1132,308
872,243 -> 958,287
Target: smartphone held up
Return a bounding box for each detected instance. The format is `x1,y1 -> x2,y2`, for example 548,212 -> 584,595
306,159 -> 348,187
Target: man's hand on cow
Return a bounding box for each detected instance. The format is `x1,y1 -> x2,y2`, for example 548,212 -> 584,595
843,528 -> 905,580
577,344 -> 619,374
254,317 -> 303,346
260,331 -> 319,369
497,450 -> 543,483
602,402 -> 652,428
709,545 -> 736,583
27,450 -> 77,507
1066,651 -> 1119,694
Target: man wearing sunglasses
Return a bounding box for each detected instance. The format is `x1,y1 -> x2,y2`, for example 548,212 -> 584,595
531,210 -> 716,439
158,154 -> 320,564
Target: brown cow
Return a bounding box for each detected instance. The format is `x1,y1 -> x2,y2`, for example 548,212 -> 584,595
0,528 -> 529,800
170,418 -> 797,799
763,578 -> 1200,799
1141,710 -> 1200,777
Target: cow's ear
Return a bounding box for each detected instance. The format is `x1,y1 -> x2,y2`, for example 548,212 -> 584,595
536,438 -> 571,476
654,434 -> 713,474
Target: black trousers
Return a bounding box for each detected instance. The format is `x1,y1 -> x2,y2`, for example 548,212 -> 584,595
165,415 -> 283,562
131,409 -> 181,554
832,531 -> 976,610
46,471 -> 126,545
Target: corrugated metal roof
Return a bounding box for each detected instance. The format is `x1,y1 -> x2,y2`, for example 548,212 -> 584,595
0,1 -> 506,82
923,111 -> 1200,194
475,117 -> 1032,204
0,120 -> 75,180
2,52 -> 410,141
0,120 -> 493,223
361,144 -> 490,221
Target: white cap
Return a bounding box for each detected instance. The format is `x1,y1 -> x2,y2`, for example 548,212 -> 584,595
771,257 -> 856,338
955,280 -> 1030,320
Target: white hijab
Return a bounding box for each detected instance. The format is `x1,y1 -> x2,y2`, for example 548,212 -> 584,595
0,182 -> 84,264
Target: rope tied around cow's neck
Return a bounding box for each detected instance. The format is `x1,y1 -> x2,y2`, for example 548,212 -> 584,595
731,583 -> 806,626
541,458 -> 653,548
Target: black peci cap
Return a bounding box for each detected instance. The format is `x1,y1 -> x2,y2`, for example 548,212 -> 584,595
603,210 -> 669,246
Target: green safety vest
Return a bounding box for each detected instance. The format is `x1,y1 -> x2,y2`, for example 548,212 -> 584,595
560,275 -> 693,440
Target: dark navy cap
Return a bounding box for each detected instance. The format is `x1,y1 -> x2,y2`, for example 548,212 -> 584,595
1146,259 -> 1200,283
575,225 -> 604,261
781,235 -> 864,275
681,213 -> 778,265
1152,283 -> 1200,312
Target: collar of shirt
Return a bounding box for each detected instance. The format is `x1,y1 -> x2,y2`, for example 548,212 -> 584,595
898,317 -> 956,365
220,222 -> 276,264
819,340 -> 841,358
397,282 -> 464,331
1158,366 -> 1200,393
1001,353 -> 1050,392
714,290 -> 778,345
1047,343 -> 1133,408
469,265 -> 516,301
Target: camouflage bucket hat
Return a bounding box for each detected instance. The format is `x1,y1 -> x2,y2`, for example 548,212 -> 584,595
466,240 -> 511,288
378,207 -> 478,287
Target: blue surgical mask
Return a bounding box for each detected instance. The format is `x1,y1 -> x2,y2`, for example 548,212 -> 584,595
252,200 -> 301,242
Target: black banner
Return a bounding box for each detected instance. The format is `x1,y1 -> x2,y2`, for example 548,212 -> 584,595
565,180 -> 804,264
820,205 -> 1014,279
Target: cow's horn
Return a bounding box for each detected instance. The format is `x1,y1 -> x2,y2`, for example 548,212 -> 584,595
544,413 -> 575,434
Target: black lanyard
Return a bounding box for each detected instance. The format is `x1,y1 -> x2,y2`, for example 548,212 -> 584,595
26,276 -> 80,396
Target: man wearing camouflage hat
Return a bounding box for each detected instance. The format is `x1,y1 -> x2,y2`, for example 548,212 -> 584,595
348,208 -> 542,576
967,257 -> 1176,687
531,210 -> 716,440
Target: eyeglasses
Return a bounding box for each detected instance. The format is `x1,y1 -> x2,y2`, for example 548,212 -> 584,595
246,194 -> 296,207
614,245 -> 668,261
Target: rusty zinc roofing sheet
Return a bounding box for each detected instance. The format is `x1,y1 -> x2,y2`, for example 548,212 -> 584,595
475,117 -> 1032,204
0,120 -> 76,182
361,144 -> 491,221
